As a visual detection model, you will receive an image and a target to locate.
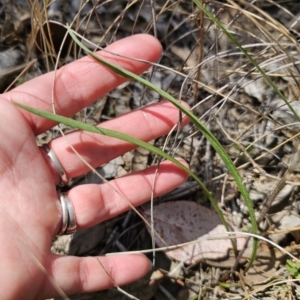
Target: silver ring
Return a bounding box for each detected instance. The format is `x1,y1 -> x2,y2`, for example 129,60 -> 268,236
59,194 -> 68,235
57,193 -> 77,235
43,145 -> 68,186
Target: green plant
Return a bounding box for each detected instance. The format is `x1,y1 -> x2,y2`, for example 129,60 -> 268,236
286,259 -> 300,279
14,23 -> 261,269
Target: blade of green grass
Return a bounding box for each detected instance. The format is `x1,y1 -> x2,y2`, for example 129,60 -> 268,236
191,0 -> 298,270
65,25 -> 257,264
15,101 -> 230,239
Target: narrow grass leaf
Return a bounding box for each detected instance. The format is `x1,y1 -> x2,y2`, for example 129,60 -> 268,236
14,101 -> 230,247
66,25 -> 258,257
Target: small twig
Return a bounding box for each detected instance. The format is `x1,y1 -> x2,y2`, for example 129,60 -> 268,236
192,0 -> 204,106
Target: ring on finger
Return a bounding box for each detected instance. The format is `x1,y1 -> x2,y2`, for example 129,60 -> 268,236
42,144 -> 68,186
57,193 -> 77,236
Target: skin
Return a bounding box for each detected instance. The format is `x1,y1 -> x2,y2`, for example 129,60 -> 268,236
0,34 -> 190,300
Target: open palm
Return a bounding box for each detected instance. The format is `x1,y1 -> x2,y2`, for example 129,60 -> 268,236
0,34 -> 189,300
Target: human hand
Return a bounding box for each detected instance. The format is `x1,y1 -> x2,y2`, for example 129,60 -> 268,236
0,34 -> 189,300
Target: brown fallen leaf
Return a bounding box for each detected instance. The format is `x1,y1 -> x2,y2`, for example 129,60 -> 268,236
142,201 -> 246,264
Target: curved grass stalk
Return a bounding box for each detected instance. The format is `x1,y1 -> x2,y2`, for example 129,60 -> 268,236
15,101 -> 229,242
15,23 -> 259,266
65,25 -> 257,266
191,0 -> 300,270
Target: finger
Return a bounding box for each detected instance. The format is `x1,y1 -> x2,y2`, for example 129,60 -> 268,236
44,100 -> 190,183
67,160 -> 189,229
3,34 -> 162,134
44,254 -> 151,298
